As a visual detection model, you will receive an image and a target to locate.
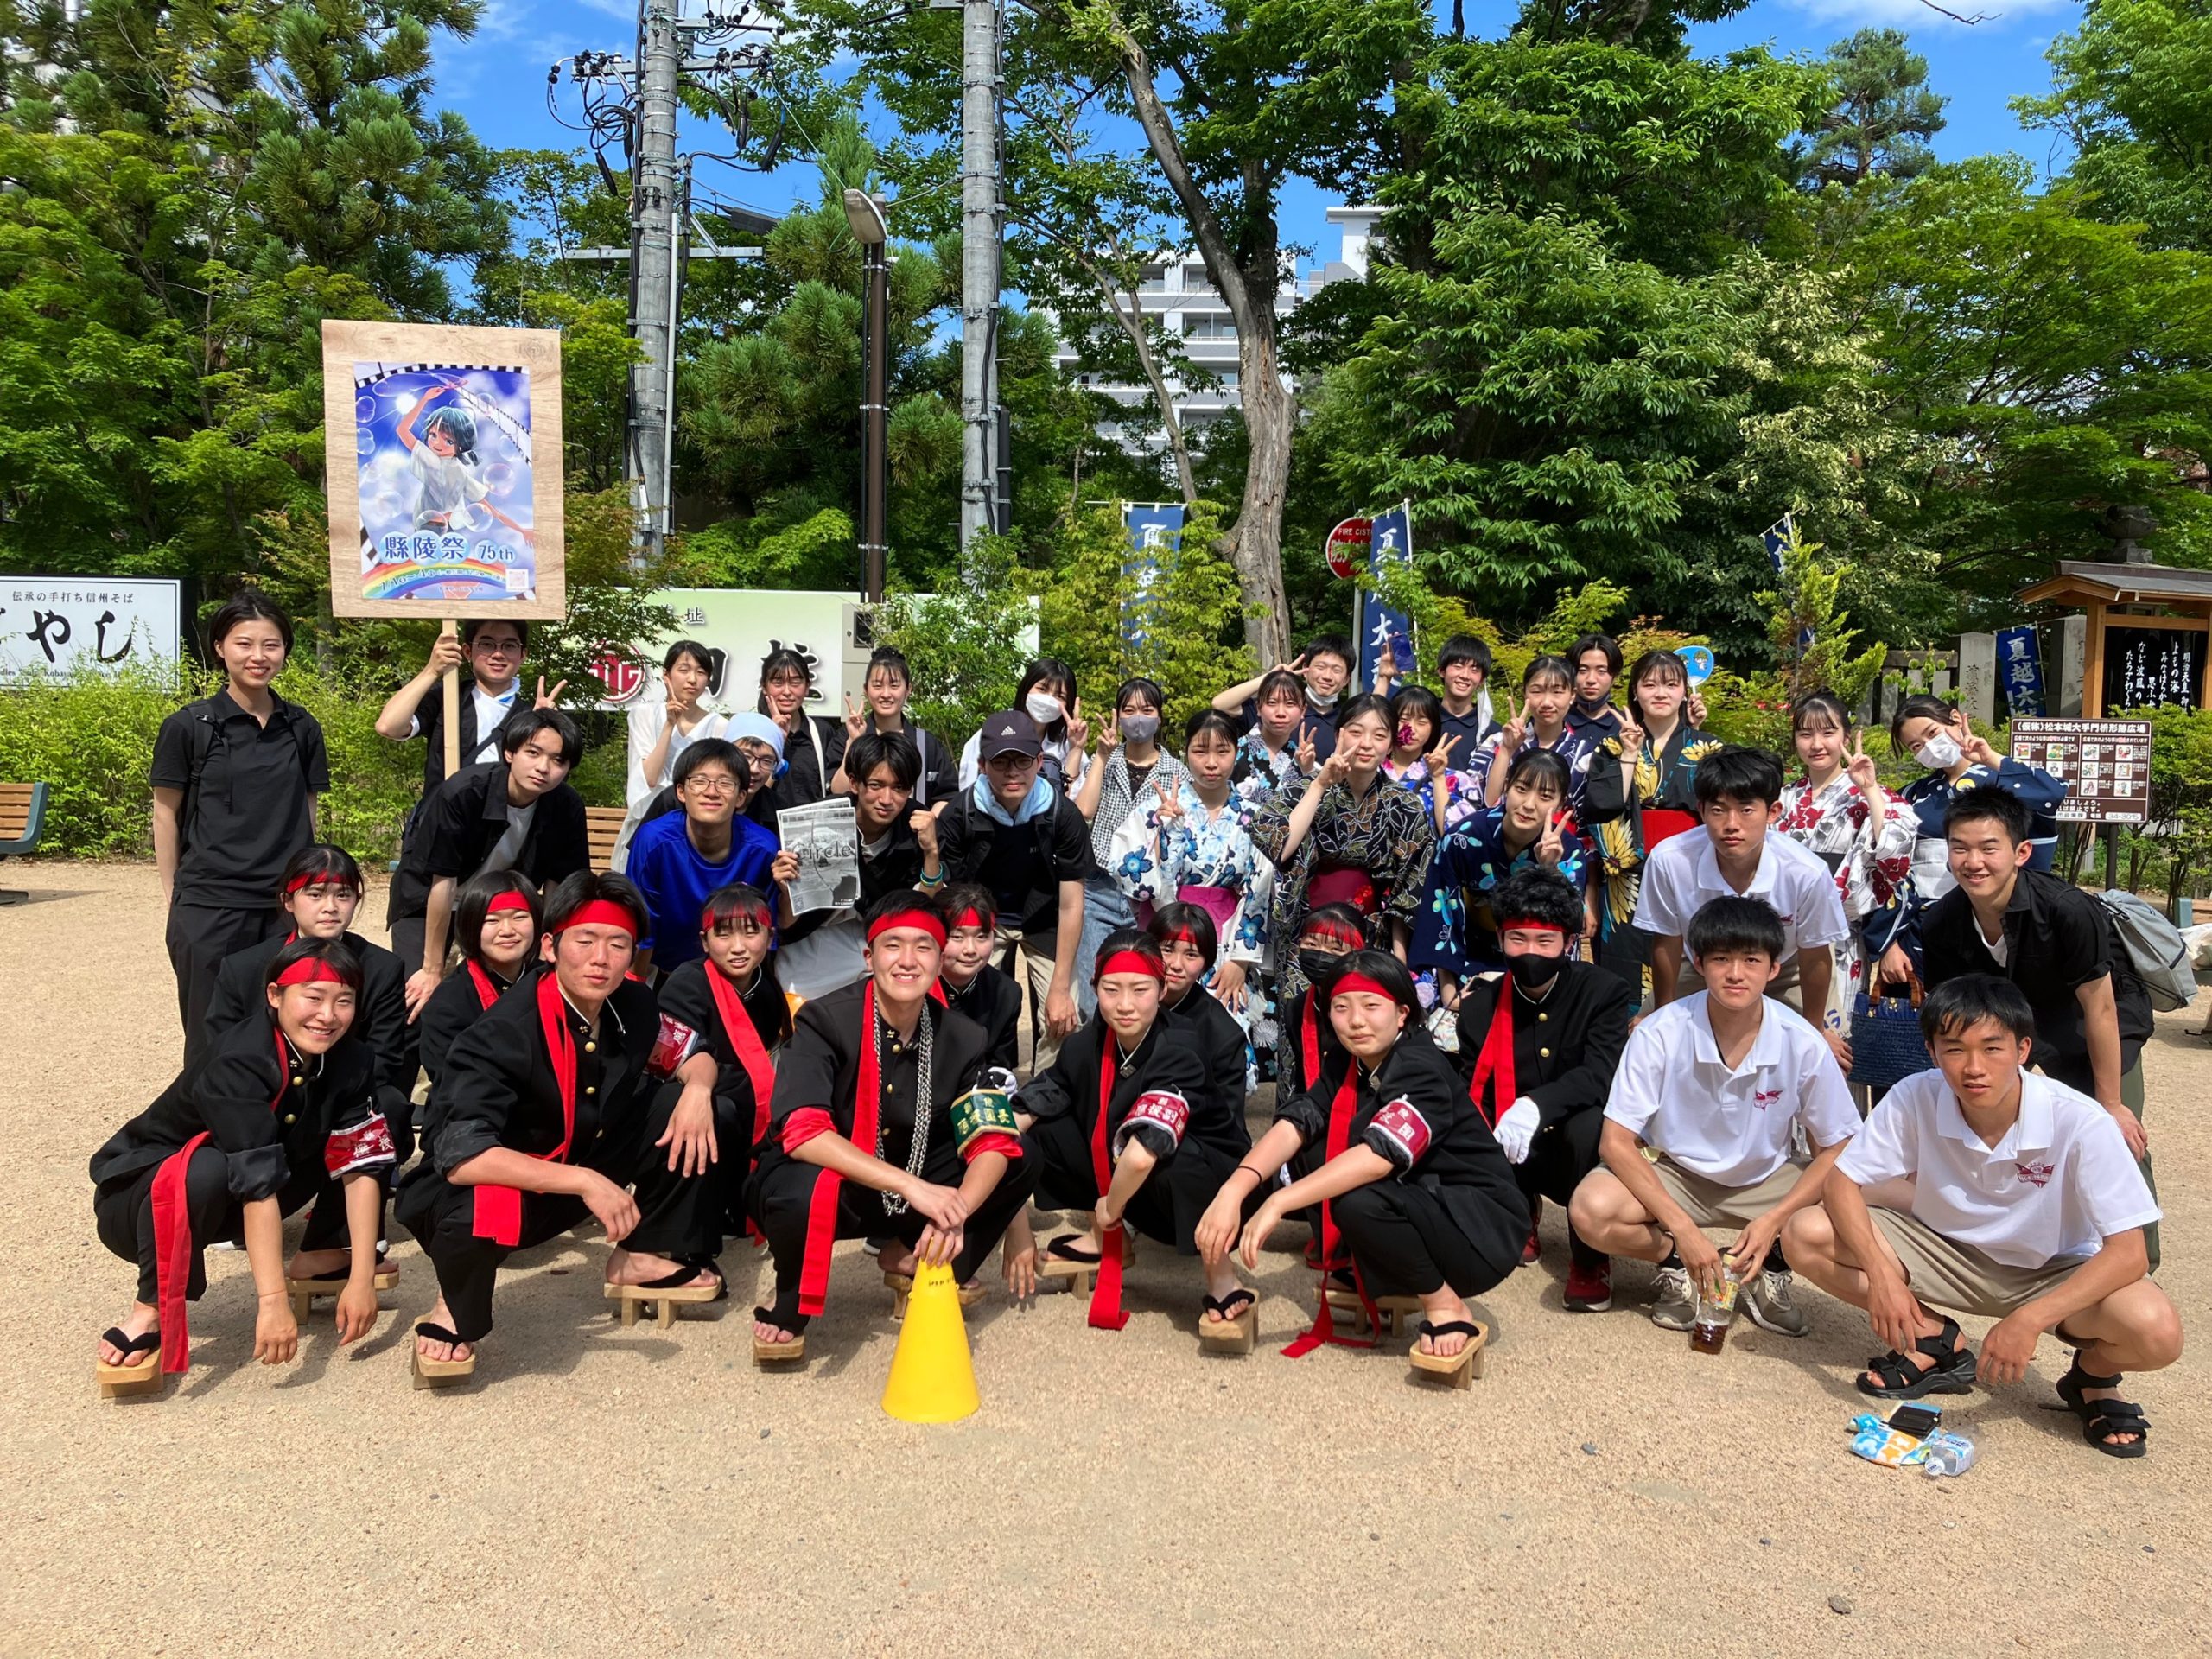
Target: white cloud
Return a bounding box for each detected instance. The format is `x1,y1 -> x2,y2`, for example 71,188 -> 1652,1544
1782,0 -> 2073,28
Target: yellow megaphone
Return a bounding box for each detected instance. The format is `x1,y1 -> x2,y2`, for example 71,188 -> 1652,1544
880,1260 -> 979,1423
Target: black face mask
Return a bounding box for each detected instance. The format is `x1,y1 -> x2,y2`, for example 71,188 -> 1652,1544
1298,948 -> 1350,991
1505,950 -> 1562,991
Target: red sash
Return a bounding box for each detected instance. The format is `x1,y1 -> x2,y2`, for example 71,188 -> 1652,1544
1282,1065 -> 1380,1357
149,1031 -> 291,1374
798,982 -> 883,1316
705,966 -> 779,1148
1307,864 -> 1376,914
1642,806 -> 1699,849
1300,991 -> 1321,1090
471,976 -> 580,1247
1087,1035 -> 1132,1331
465,961 -> 501,1010
1466,989 -> 1516,1128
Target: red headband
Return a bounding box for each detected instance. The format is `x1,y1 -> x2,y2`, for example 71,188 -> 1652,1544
1330,972 -> 1397,1002
1158,926 -> 1207,949
275,957 -> 352,988
1497,916 -> 1566,936
1301,920 -> 1367,950
701,901 -> 771,934
868,907 -> 948,947
285,870 -> 359,897
486,891 -> 532,915
554,899 -> 639,938
950,906 -> 991,933
1096,948 -> 1166,983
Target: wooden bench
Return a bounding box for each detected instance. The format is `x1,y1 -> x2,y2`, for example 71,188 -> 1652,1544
587,805 -> 628,872
0,782 -> 48,906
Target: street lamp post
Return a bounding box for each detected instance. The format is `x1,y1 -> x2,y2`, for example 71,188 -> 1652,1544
842,188 -> 890,605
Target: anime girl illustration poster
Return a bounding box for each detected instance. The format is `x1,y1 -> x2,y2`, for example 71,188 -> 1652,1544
322,321 -> 566,620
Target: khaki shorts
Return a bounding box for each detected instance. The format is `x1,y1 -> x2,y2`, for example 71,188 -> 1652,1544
1868,1208 -> 2084,1320
1648,1154 -> 1804,1231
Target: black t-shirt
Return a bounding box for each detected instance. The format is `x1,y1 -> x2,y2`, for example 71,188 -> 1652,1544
150,690 -> 329,908
766,715 -> 849,814
386,761 -> 590,924
1921,868 -> 2154,1076
934,790 -> 1094,938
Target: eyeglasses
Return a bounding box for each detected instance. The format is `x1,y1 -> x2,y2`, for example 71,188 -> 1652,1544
683,773 -> 741,798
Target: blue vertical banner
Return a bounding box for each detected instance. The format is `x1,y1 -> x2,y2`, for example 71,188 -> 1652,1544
1996,625 -> 2047,717
1359,499 -> 1416,689
1122,501 -> 1185,654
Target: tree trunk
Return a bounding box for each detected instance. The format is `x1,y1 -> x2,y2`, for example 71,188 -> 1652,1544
1109,17 -> 1294,663
1090,261 -> 1200,507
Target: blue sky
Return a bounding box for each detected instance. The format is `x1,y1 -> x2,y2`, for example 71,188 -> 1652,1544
435,0 -> 2082,264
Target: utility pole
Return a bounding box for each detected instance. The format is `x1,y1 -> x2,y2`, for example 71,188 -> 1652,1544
843,191 -> 891,603
957,0 -> 1002,559
629,0 -> 683,562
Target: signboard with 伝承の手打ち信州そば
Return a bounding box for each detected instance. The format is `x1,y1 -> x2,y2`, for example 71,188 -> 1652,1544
320,319 -> 566,622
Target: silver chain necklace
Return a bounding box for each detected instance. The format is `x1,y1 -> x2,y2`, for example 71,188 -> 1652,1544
874,999 -> 934,1215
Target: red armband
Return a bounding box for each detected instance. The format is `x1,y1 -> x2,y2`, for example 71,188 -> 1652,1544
648,1014 -> 703,1078
1367,1096 -> 1433,1168
961,1131 -> 1023,1164
323,1113 -> 397,1177
780,1106 -> 836,1154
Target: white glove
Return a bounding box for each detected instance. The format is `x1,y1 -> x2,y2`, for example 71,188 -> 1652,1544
1494,1097 -> 1540,1165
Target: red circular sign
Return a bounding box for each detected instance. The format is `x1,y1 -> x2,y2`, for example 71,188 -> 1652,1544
590,648 -> 645,705
1325,517 -> 1372,582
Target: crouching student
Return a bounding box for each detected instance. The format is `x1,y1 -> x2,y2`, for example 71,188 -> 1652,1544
1570,898 -> 1859,1338
416,872 -> 542,1085
1150,902 -> 1255,1123
938,883 -> 1023,1075
395,873 -> 727,1387
1274,903 -> 1368,1098
655,883 -> 791,1239
745,894 -> 1034,1363
1784,976 -> 2180,1456
1205,951 -> 1527,1374
1014,930 -> 1255,1344
1457,869 -> 1635,1311
91,938 -> 394,1395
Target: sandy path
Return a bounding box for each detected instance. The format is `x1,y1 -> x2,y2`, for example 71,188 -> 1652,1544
2,862 -> 2203,1656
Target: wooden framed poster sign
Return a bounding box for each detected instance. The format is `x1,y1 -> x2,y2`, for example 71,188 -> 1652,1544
321,320 -> 566,620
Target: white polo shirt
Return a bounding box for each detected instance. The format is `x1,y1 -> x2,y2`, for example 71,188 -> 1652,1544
1837,1068 -> 2159,1268
1605,992 -> 1859,1185
1630,830 -> 1850,963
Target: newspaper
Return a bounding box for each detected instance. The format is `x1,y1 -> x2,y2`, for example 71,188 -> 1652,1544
775,797 -> 861,916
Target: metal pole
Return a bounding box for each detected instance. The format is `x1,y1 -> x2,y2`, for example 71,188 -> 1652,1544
958,0 -> 1001,562
862,239 -> 889,602
627,0 -> 682,563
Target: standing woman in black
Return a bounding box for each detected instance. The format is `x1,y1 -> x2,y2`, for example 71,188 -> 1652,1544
151,590 -> 329,1043
757,645 -> 848,813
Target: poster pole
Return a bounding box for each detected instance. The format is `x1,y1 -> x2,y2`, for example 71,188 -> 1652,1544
441,618 -> 461,781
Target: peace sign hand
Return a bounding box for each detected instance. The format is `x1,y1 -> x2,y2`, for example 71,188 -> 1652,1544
1152,776 -> 1184,826
1499,693 -> 1527,752
842,693 -> 868,741
1099,712 -> 1123,753
1294,725 -> 1319,777
1423,732 -> 1459,778
1617,713 -> 1645,757
1536,810 -> 1567,868
1065,697 -> 1090,753
533,676 -> 568,709
1284,650 -> 1313,682
1318,748 -> 1353,790
1845,730 -> 1886,810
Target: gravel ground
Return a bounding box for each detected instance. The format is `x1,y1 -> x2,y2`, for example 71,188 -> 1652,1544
3,861 -> 2204,1656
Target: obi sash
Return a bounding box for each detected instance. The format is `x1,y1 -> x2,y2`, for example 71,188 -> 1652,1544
1307,863 -> 1376,915
1176,884 -> 1239,935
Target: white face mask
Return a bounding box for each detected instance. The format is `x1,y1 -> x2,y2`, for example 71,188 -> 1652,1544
1915,732 -> 1963,772
1025,690 -> 1064,726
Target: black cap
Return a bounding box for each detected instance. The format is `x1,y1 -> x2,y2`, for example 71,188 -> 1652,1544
977,709 -> 1042,760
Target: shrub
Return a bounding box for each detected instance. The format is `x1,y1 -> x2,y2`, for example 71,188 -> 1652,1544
0,661 -> 192,856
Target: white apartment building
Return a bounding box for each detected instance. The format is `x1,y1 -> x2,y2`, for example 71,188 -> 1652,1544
1053,204 -> 1383,454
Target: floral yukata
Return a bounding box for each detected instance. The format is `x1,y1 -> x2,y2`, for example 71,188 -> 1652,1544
1775,774 -> 1917,1022
1382,756 -> 1491,839
1108,782 -> 1274,988
1411,804 -> 1591,979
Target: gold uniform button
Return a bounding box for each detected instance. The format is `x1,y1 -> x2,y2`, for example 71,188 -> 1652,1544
585,1085 -> 597,1096
283,1114 -> 297,1126
1539,1047 -> 1551,1059
584,1041 -> 597,1053
1536,1013 -> 1548,1024
291,1075 -> 305,1085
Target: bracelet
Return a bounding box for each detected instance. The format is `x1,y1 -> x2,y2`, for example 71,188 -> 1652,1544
1234,1164 -> 1267,1181
918,868 -> 944,887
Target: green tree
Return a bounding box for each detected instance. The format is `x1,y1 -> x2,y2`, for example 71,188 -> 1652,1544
1796,28 -> 1947,189
2017,0 -> 2212,256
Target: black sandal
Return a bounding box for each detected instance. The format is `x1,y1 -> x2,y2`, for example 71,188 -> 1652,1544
99,1327 -> 160,1363
1415,1319 -> 1481,1355
753,1300 -> 810,1337
2056,1356 -> 2151,1459
633,1261 -> 728,1298
412,1320 -> 471,1355
1857,1315 -> 1977,1399
1202,1288 -> 1256,1323
1046,1234 -> 1103,1265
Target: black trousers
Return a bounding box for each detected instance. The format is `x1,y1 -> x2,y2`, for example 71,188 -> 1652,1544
745,1147 -> 1034,1330
1332,1181 -> 1516,1302
94,1147 -> 349,1306
387,916 -> 429,993
1023,1116 -> 1251,1255
648,1077 -> 760,1241
392,1094 -> 724,1344
1516,1106 -> 1608,1270
169,902 -> 286,1060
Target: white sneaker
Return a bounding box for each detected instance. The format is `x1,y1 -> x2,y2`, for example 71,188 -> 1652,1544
1742,1269 -> 1809,1337
1649,1265 -> 1695,1331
